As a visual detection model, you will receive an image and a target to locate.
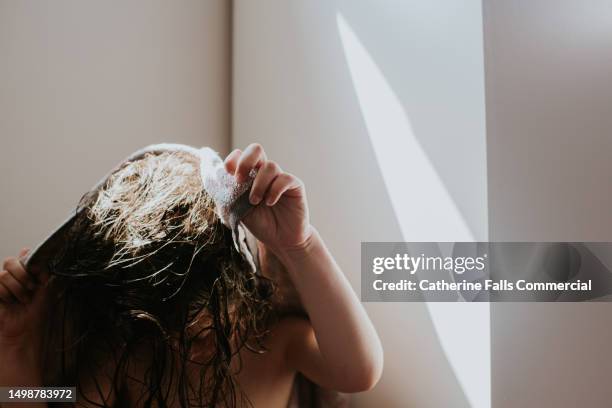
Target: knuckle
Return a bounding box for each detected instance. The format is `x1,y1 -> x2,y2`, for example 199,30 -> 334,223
4,257 -> 17,269
265,160 -> 280,172
279,173 -> 293,183
285,172 -> 303,186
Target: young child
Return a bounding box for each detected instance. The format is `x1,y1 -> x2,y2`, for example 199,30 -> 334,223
0,143 -> 383,407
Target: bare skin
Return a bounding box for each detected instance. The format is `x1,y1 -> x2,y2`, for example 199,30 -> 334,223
0,144 -> 383,407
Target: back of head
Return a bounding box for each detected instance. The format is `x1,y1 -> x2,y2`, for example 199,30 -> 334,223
46,151 -> 273,407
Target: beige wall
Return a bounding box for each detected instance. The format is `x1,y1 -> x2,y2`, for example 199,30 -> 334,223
233,1 -> 488,406
485,0 -> 612,406
0,0 -> 230,256
4,1 -> 611,406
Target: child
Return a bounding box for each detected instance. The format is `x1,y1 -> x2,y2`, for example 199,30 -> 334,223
0,143 -> 383,407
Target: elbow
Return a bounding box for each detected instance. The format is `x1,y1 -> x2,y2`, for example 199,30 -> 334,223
338,348 -> 384,393
349,366 -> 383,393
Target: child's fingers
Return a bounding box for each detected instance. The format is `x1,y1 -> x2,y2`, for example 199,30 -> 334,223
224,149 -> 242,174
250,160 -> 282,205
4,257 -> 35,290
15,250 -> 49,285
18,249 -> 31,277
235,143 -> 266,182
18,248 -> 29,259
0,268 -> 30,304
0,277 -> 16,303
265,173 -> 303,206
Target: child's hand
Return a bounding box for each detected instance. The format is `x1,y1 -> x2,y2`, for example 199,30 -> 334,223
224,143 -> 314,254
227,144 -> 383,393
0,249 -> 48,348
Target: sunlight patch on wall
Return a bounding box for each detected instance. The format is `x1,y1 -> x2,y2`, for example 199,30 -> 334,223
337,13 -> 490,408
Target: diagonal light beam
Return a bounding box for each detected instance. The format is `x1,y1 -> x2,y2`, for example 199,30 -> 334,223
337,13 -> 490,408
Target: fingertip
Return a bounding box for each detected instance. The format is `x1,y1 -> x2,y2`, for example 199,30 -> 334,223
225,148 -> 242,159
224,160 -> 234,175
18,249 -> 30,264
249,193 -> 262,205
265,195 -> 277,206
224,149 -> 242,173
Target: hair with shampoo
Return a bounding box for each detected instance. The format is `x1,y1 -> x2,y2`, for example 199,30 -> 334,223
44,151 -> 274,407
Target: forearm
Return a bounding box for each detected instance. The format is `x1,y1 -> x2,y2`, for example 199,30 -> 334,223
0,343 -> 47,408
274,227 -> 383,384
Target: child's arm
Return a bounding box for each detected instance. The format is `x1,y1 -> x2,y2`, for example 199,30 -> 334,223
226,144 -> 383,392
277,229 -> 384,392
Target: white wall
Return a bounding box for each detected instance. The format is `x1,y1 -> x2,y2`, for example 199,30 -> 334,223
484,0 -> 612,406
233,1 -> 489,406
0,0 -> 230,256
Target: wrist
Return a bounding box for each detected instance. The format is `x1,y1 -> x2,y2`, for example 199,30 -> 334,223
273,225 -> 321,267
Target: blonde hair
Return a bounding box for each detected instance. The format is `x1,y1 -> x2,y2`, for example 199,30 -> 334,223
91,152 -> 219,272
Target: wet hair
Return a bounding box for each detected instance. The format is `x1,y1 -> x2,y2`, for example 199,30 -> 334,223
44,151 -> 274,407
